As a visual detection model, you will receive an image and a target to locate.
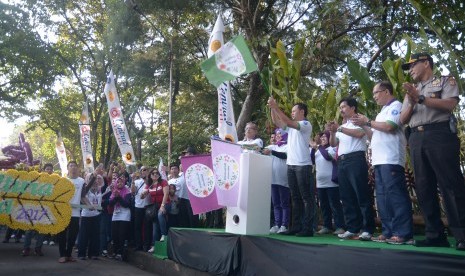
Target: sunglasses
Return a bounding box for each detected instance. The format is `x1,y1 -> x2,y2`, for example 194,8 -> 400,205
151,171 -> 160,176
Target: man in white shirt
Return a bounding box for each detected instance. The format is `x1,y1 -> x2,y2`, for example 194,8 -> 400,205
169,163 -> 198,227
131,166 -> 151,251
57,161 -> 85,263
268,97 -> 315,237
353,81 -> 413,244
328,97 -> 375,240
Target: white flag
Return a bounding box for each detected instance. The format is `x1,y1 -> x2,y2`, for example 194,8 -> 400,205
103,70 -> 136,166
79,102 -> 95,173
55,134 -> 68,177
208,15 -> 238,143
158,157 -> 167,180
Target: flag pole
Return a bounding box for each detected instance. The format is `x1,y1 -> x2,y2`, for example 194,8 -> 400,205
168,37 -> 173,167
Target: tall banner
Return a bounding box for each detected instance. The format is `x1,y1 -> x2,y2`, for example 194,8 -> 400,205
208,15 -> 238,143
103,70 -> 136,166
181,154 -> 222,215
158,157 -> 167,180
55,134 -> 68,177
79,103 -> 94,173
211,139 -> 241,207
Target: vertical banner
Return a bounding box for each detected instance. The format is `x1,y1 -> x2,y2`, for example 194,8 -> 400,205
79,102 -> 94,173
158,157 -> 167,180
208,15 -> 238,143
211,139 -> 241,207
103,70 -> 136,166
181,154 -> 222,215
55,134 -> 68,177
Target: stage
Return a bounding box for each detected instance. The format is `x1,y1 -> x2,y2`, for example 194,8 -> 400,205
158,228 -> 465,276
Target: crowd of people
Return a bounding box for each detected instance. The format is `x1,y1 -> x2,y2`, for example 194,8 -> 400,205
262,52 -> 465,251
3,52 -> 465,262
2,146 -> 203,262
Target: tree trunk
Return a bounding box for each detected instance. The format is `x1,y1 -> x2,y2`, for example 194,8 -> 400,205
236,72 -> 263,139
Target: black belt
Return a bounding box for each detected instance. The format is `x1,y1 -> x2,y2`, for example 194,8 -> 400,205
410,121 -> 449,133
338,151 -> 365,161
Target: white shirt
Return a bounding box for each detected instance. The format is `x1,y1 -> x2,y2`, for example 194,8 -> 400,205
371,100 -> 406,166
112,204 -> 131,221
314,147 -> 338,188
266,144 -> 288,187
81,188 -> 102,217
238,138 -> 264,148
335,120 -> 367,155
68,177 -> 85,217
286,120 -> 312,166
169,174 -> 189,200
133,178 -> 150,208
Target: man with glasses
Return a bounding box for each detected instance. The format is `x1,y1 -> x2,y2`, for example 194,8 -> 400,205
353,81 -> 413,245
131,166 -> 151,251
400,52 -> 465,250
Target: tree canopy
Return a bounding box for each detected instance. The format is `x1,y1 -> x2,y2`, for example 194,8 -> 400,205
1,0 -> 464,168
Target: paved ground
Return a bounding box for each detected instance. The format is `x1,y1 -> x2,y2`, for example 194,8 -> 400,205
0,235 -> 158,276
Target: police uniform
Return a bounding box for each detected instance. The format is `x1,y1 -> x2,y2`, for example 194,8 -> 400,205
401,75 -> 465,242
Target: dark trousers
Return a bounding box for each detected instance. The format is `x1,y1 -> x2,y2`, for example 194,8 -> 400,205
374,164 -> 413,239
134,207 -> 152,250
287,165 -> 316,233
111,221 -> 130,255
317,187 -> 345,230
409,129 -> 465,240
337,152 -> 375,234
99,212 -> 112,253
57,216 -> 80,258
78,215 -> 101,258
178,198 -> 199,228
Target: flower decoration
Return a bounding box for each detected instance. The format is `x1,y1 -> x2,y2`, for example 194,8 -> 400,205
0,170 -> 74,234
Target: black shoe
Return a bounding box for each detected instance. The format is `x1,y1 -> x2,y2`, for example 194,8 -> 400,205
414,236 -> 450,248
456,240 -> 465,251
280,229 -> 300,235
295,230 -> 314,237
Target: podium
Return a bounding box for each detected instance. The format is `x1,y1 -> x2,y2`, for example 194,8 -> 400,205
225,152 -> 272,235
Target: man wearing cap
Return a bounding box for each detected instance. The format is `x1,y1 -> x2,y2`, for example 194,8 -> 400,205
400,52 -> 465,250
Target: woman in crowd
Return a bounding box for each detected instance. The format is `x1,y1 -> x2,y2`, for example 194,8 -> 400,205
263,128 -> 290,234
108,172 -> 132,261
311,132 -> 345,235
78,173 -> 103,260
142,168 -> 170,253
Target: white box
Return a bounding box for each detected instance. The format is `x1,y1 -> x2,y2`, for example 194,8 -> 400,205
225,152 -> 272,235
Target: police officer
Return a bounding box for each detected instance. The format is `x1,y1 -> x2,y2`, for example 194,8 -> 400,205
400,52 -> 465,250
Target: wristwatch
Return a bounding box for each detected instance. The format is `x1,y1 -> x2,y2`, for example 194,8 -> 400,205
337,126 -> 343,133
418,95 -> 425,104
365,120 -> 372,127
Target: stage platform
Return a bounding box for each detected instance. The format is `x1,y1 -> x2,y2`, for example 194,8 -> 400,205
158,228 -> 465,276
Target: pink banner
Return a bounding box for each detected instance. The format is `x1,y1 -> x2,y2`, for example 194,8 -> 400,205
211,139 -> 242,207
181,154 -> 222,215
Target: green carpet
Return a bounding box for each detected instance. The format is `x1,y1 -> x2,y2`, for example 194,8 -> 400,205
154,228 -> 465,259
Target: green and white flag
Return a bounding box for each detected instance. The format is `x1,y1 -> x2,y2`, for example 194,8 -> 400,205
201,35 -> 258,88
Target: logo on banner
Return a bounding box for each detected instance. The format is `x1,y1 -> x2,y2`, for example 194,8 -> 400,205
110,107 -> 120,118
213,154 -> 239,190
185,163 -> 215,198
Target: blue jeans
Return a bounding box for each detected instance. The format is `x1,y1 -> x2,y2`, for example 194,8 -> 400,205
287,165 -> 316,233
153,204 -> 171,241
337,151 -> 375,234
271,184 -> 291,227
23,230 -> 44,249
374,164 -> 413,239
317,187 -> 345,230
